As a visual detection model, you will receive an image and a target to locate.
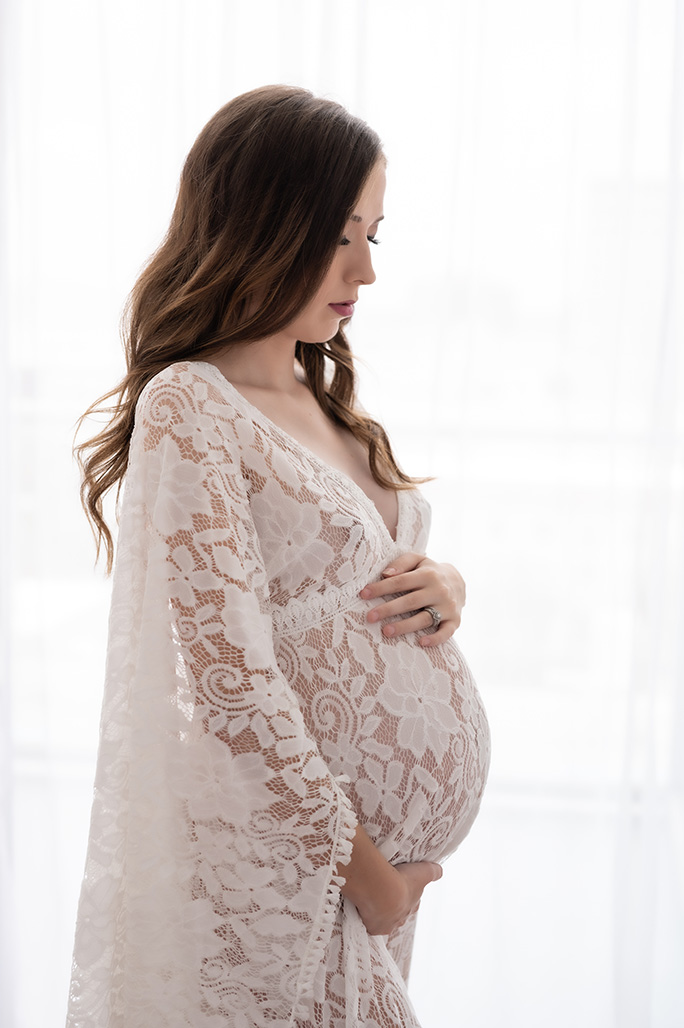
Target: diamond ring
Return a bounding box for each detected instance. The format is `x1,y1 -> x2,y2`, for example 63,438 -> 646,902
424,606 -> 442,629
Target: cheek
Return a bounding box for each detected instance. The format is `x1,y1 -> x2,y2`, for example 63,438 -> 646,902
303,308 -> 339,341
287,258 -> 342,339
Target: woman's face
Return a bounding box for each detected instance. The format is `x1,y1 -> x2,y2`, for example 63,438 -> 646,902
287,159 -> 387,343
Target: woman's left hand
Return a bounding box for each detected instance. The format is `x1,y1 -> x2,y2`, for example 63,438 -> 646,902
359,552 -> 466,647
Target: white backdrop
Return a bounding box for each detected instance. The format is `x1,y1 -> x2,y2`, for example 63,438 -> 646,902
2,1 -> 683,1026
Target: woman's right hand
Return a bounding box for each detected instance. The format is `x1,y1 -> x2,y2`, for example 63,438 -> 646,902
338,824 -> 443,936
354,860 -> 443,936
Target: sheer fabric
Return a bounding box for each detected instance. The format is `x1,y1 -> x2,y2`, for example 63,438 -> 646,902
66,361 -> 490,1027
3,1 -> 682,1025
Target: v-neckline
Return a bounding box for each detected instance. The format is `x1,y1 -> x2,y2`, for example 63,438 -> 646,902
194,360 -> 401,545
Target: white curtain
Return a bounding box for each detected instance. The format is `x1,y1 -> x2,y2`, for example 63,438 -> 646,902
2,1 -> 683,1026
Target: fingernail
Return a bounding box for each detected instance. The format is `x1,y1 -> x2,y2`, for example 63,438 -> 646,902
382,567 -> 397,576
383,624 -> 395,636
367,610 -> 378,623
359,587 -> 371,598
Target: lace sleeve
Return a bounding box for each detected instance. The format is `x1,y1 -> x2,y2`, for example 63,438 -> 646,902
67,369 -> 358,1028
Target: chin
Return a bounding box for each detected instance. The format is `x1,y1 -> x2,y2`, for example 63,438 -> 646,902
299,321 -> 343,345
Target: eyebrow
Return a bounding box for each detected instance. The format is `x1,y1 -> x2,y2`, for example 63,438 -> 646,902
350,214 -> 384,223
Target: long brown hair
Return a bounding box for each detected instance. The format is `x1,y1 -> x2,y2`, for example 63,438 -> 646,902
76,84 -> 424,572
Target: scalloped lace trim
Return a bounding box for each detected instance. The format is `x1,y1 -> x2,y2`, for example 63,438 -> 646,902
291,777 -> 357,1023
271,552 -> 403,636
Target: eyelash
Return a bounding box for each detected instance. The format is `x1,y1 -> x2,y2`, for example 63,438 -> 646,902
340,236 -> 381,246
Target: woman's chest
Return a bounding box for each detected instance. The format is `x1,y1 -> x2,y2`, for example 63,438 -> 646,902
235,427 -> 430,606
247,459 -> 391,605
234,382 -> 399,543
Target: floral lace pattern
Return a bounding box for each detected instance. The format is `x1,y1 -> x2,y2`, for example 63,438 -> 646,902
67,361 -> 490,1028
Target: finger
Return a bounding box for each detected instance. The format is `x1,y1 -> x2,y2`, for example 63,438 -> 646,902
367,590 -> 433,623
418,621 -> 458,647
380,612 -> 437,638
359,570 -> 430,601
379,552 -> 426,577
376,565 -> 453,600
416,861 -> 443,883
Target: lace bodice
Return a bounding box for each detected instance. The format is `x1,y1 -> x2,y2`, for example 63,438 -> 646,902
66,361 -> 490,1028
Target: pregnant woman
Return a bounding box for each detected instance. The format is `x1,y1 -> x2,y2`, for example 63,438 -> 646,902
68,85 -> 490,1028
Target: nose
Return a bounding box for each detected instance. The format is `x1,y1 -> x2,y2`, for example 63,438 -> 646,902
346,241 -> 377,286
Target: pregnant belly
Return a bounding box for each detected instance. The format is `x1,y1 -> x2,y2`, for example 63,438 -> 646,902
274,607 -> 491,866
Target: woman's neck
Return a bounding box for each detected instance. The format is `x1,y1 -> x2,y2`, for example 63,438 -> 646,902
209,333 -> 301,394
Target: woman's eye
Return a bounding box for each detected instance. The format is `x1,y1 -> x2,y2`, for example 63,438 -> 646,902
339,235 -> 381,246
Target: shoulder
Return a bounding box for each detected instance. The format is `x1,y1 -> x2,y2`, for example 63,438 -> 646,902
135,360 -> 254,434
133,361 -> 274,472
137,360 -> 220,416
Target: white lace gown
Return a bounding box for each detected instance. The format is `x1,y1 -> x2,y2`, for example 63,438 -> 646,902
66,360 -> 490,1028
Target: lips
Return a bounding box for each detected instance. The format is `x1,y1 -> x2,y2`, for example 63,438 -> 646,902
328,301 -> 356,318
